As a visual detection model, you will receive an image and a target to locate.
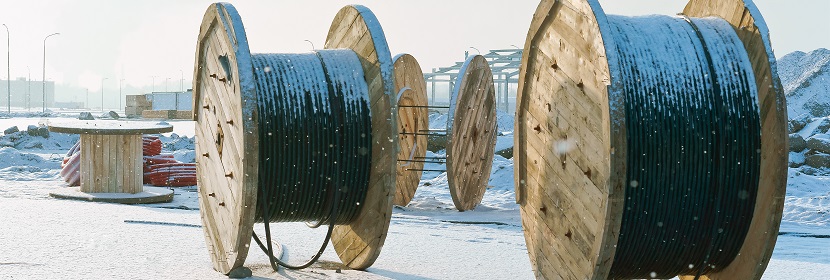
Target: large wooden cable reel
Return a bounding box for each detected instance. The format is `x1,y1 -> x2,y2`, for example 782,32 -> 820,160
514,0 -> 787,279
446,55 -> 498,211
193,3 -> 396,274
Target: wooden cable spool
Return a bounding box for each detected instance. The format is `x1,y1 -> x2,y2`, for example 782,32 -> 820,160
446,55 -> 498,211
393,54 -> 429,207
514,0 -> 787,279
193,3 -> 396,274
391,54 -> 498,212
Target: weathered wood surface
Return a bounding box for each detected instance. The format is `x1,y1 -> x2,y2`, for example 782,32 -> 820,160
325,5 -> 396,270
193,3 -> 260,275
515,0 -> 617,279
48,121 -> 170,195
48,120 -> 173,135
679,0 -> 787,279
516,0 -> 785,279
446,55 -> 497,211
393,54 -> 428,207
49,186 -> 174,204
79,134 -> 143,194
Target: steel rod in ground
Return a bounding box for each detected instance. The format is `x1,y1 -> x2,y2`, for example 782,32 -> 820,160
398,105 -> 449,109
400,132 -> 447,136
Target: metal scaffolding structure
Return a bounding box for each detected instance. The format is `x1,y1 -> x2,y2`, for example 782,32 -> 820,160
424,48 -> 521,112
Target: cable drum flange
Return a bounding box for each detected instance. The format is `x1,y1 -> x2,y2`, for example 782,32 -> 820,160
393,54 -> 429,207
514,0 -> 788,279
446,55 -> 498,211
193,2 -> 397,275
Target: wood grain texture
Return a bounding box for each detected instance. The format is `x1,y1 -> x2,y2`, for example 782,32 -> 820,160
48,121 -> 173,135
516,0 -> 784,279
49,186 -> 174,204
393,54 -> 428,207
325,5 -> 396,270
679,1 -> 788,279
192,3 -> 259,275
515,0 -> 617,279
77,134 -> 144,194
446,55 -> 497,211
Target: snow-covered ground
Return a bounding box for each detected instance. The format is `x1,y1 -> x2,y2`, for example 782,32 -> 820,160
0,107 -> 827,279
2,47 -> 830,279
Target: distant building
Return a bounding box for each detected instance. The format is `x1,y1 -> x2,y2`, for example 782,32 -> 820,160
54,101 -> 85,109
147,89 -> 193,111
0,78 -> 56,108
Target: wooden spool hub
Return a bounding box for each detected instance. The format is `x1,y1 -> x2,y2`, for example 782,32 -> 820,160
193,3 -> 396,274
446,55 -> 498,211
514,0 -> 787,279
393,54 -> 429,207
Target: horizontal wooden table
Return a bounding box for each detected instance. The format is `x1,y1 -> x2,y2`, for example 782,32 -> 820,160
48,120 -> 175,204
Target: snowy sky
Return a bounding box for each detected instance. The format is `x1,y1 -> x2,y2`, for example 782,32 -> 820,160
0,0 -> 827,92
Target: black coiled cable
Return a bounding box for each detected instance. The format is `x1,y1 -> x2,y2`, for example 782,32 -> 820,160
606,15 -> 761,279
249,50 -> 372,270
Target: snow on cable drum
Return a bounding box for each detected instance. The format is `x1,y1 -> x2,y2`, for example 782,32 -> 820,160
191,2 -> 400,275
514,0 -> 788,279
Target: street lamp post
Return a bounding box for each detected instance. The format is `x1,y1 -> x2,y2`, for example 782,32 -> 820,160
151,75 -> 156,109
26,66 -> 30,111
101,77 -> 107,112
42,32 -> 59,113
85,88 -> 88,109
177,70 -> 183,110
119,78 -> 124,112
3,24 -> 9,113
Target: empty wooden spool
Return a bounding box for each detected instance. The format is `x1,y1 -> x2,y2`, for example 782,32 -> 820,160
393,54 -> 429,207
446,55 -> 498,211
193,3 -> 397,274
391,54 -> 498,212
514,0 -> 787,279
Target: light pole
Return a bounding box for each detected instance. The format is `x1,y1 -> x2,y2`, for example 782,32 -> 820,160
151,75 -> 156,108
165,77 -> 170,92
119,78 -> 124,112
178,70 -> 183,110
85,88 -> 88,109
3,24 -> 9,113
101,77 -> 107,112
26,66 -> 30,111
42,32 -> 59,113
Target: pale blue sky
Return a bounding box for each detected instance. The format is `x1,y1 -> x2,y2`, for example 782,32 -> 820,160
0,0 -> 827,95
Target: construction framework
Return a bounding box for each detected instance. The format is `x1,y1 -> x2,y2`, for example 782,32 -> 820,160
424,48 -> 521,112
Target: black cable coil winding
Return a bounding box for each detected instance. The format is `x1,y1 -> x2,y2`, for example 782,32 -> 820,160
606,15 -> 762,279
249,50 -> 372,269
